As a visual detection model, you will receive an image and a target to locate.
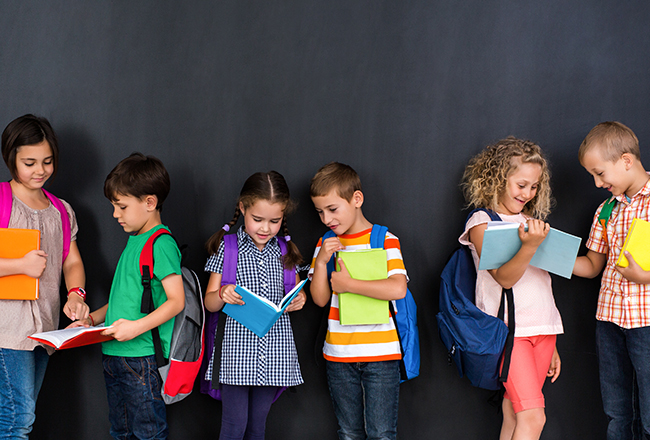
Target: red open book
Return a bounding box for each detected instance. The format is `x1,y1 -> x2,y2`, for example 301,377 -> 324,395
29,325 -> 114,349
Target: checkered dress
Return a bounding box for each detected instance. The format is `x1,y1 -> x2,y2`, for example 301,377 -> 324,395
204,227 -> 303,386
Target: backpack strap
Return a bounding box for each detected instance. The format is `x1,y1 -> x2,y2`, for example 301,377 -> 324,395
0,182 -> 12,228
42,188 -> 71,262
598,196 -> 617,246
221,234 -> 238,286
139,228 -> 173,368
0,182 -> 71,261
276,236 -> 297,293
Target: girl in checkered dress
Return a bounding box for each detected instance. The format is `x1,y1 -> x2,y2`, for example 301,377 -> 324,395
204,171 -> 306,440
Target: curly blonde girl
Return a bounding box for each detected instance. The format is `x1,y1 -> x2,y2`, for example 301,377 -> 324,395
461,136 -> 553,220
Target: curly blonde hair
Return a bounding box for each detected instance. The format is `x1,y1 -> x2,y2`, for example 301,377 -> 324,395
461,136 -> 553,220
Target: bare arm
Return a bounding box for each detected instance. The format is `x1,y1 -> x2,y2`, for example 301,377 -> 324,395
309,237 -> 345,307
573,250 -> 607,279
469,219 -> 549,289
61,241 -> 89,321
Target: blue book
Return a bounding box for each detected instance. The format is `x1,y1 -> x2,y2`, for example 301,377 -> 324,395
478,222 -> 581,279
222,278 -> 308,338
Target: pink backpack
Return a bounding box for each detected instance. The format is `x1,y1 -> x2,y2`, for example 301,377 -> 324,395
0,181 -> 71,262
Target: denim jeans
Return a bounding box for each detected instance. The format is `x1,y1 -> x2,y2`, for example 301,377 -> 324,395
103,355 -> 168,440
326,360 -> 400,440
596,320 -> 650,440
0,347 -> 49,440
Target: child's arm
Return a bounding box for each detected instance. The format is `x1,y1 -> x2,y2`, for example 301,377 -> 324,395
285,273 -> 307,312
103,273 -> 185,342
67,303 -> 108,328
61,241 -> 89,321
330,259 -> 407,300
469,219 -> 549,289
0,250 -> 47,278
616,252 -> 650,284
547,345 -> 561,383
310,237 -> 345,307
204,272 -> 229,312
573,250 -> 607,278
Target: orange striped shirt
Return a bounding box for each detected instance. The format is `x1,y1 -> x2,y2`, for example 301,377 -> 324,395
308,228 -> 408,362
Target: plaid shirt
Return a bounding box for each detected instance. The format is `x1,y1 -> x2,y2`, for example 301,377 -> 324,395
204,227 -> 303,387
587,177 -> 650,329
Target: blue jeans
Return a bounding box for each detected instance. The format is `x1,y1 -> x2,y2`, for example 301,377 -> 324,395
326,360 -> 400,440
0,347 -> 49,440
596,321 -> 650,440
103,355 -> 168,440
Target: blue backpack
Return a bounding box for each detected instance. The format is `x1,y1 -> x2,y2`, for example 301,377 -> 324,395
436,209 -> 515,391
322,224 -> 420,382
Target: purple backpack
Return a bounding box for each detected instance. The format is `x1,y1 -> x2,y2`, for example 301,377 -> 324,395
0,181 -> 71,262
199,233 -> 296,400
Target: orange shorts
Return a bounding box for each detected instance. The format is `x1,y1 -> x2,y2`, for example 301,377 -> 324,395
501,334 -> 557,413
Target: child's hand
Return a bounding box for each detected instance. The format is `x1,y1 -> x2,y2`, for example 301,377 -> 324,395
66,317 -> 92,329
220,284 -> 245,306
616,251 -> 650,284
547,346 -> 561,383
63,294 -> 90,322
330,258 -> 352,293
315,237 -> 345,266
22,250 -> 48,278
285,290 -> 307,312
519,219 -> 549,249
102,319 -> 142,342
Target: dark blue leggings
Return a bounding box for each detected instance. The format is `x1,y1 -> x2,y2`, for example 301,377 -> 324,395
219,385 -> 278,440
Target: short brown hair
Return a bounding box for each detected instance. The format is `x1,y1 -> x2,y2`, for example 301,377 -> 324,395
579,121 -> 640,163
1,114 -> 59,182
104,153 -> 170,212
310,162 -> 361,201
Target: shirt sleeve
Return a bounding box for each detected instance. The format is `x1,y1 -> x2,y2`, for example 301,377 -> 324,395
204,239 -> 225,274
586,201 -> 609,254
307,237 -> 323,280
152,234 -> 182,280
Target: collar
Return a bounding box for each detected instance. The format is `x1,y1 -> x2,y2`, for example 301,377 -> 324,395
236,225 -> 279,253
614,173 -> 650,205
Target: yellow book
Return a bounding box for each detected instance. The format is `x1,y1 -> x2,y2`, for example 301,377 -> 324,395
617,218 -> 650,270
336,249 -> 389,325
0,228 -> 41,300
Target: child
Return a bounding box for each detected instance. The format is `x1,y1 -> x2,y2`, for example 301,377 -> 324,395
573,121 -> 650,439
204,171 -> 306,440
459,138 -> 562,440
72,153 -> 185,440
308,162 -> 408,440
0,114 -> 88,438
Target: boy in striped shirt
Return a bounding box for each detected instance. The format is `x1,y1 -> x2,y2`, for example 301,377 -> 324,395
308,162 -> 408,440
573,121 -> 650,439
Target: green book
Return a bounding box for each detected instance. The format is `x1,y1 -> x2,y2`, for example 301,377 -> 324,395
336,249 -> 389,325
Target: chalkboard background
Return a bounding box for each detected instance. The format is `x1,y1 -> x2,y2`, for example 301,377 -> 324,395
1,1 -> 649,439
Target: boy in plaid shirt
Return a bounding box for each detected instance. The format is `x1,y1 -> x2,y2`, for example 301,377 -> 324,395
574,121 -> 650,440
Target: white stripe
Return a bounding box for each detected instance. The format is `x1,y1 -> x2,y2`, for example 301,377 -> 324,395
324,341 -> 401,358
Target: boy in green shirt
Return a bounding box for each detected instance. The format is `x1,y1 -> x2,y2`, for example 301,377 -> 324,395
74,153 -> 184,440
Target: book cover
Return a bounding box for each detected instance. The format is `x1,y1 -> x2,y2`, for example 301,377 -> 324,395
223,278 -> 308,338
0,228 -> 40,300
336,249 -> 389,325
29,324 -> 114,350
617,218 -> 650,270
478,221 -> 582,279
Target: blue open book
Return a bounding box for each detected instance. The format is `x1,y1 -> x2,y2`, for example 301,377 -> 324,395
478,222 -> 581,279
222,278 -> 308,338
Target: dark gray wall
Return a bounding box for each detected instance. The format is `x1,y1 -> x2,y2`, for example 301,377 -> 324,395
1,1 -> 649,439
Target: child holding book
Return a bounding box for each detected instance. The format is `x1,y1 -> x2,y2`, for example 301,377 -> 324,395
573,122 -> 650,439
71,153 -> 185,439
0,114 -> 88,439
204,171 -> 306,440
308,162 -> 408,440
460,138 -> 562,440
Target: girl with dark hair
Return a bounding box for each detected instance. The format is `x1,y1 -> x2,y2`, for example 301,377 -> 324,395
204,171 -> 305,440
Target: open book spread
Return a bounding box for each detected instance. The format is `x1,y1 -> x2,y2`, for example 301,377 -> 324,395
617,218 -> 650,270
478,221 -> 581,279
336,248 -> 389,325
29,324 -> 114,349
222,278 -> 308,338
0,228 -> 40,300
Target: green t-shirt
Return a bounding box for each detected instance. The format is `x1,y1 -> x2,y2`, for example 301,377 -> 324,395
102,225 -> 182,358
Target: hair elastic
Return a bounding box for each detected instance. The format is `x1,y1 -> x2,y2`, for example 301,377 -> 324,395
222,224 -> 230,232
284,235 -> 291,242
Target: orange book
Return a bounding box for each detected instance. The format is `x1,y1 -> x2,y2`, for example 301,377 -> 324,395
0,228 -> 40,300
